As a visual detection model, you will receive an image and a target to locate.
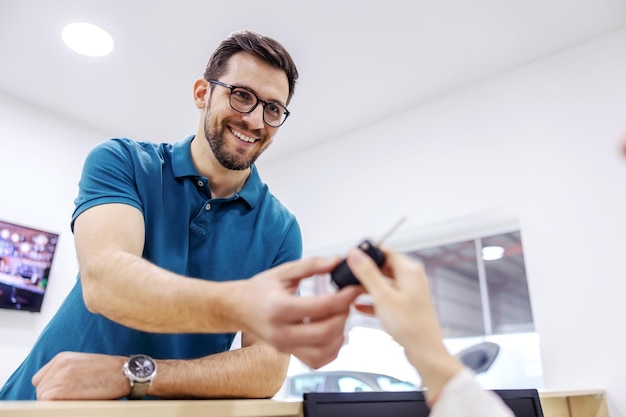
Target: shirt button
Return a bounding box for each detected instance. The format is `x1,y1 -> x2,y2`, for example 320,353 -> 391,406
197,180 -> 204,187
205,203 -> 211,211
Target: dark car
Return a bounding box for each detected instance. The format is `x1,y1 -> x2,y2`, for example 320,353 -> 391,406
284,371 -> 418,399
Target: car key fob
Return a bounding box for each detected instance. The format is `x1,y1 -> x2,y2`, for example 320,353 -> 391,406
330,239 -> 386,289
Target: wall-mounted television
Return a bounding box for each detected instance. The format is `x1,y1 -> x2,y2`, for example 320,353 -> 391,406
0,220 -> 59,312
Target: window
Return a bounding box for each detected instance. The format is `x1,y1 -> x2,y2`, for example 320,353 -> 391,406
406,230 -> 533,337
277,222 -> 544,398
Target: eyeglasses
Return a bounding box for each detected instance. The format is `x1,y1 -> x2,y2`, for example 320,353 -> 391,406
208,79 -> 290,128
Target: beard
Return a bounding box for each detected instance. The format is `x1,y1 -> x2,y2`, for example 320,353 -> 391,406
203,111 -> 266,171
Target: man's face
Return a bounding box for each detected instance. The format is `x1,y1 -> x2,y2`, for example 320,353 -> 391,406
203,52 -> 290,170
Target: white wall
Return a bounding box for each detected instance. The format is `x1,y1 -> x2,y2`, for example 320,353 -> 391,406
1,27 -> 625,416
0,94 -> 109,384
259,28 -> 626,416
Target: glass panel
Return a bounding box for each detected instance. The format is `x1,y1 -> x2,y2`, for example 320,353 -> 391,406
408,240 -> 485,337
276,228 -> 545,399
481,231 -> 534,334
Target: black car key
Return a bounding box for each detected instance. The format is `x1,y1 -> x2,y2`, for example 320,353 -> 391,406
330,240 -> 386,289
330,217 -> 406,289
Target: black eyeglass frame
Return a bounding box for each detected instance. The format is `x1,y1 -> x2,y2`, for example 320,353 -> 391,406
208,79 -> 291,127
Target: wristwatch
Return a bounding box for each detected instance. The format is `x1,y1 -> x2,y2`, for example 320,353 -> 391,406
123,354 -> 157,400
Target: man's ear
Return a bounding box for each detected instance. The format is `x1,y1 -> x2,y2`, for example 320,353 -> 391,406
193,78 -> 209,109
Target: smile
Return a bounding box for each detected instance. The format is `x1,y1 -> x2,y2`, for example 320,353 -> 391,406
230,127 -> 257,143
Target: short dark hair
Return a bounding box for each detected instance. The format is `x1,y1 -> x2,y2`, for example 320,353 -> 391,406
204,30 -> 299,105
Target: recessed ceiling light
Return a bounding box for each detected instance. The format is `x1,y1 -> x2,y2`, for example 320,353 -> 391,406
482,245 -> 505,261
62,22 -> 114,57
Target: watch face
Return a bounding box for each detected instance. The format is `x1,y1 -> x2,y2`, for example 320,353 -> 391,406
128,355 -> 156,379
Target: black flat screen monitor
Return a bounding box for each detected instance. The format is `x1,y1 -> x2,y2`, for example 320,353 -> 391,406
303,388 -> 544,417
304,391 -> 429,417
0,220 -> 59,312
494,389 -> 545,417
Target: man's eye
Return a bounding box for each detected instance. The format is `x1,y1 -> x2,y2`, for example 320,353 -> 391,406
266,103 -> 282,115
233,89 -> 253,102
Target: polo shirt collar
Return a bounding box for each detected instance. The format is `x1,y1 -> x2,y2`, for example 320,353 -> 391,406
171,135 -> 263,208
172,135 -> 199,178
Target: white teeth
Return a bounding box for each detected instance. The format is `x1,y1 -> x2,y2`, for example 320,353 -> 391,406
231,128 -> 256,143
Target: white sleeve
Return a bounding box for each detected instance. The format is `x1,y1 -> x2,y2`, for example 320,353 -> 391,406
429,368 -> 515,417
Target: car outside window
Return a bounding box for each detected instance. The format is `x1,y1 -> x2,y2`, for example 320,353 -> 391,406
290,375 -> 325,396
337,376 -> 374,392
375,375 -> 417,391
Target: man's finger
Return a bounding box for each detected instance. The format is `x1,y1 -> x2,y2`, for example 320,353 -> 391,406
272,285 -> 362,324
268,256 -> 342,284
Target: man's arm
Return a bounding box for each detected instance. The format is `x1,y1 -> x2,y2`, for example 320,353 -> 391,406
75,203 -> 240,333
32,333 -> 289,400
76,202 -> 362,369
151,332 -> 289,399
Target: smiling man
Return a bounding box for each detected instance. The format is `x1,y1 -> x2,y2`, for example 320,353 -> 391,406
0,30 -> 362,400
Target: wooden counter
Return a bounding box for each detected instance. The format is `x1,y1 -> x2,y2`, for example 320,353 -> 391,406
0,399 -> 302,417
0,390 -> 607,417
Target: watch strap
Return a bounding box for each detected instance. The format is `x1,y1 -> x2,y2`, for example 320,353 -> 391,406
128,380 -> 151,400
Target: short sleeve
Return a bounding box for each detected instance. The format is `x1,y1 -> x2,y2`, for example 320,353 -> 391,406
71,139 -> 144,231
272,217 -> 302,266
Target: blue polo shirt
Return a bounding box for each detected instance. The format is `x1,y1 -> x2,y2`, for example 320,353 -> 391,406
0,135 -> 302,400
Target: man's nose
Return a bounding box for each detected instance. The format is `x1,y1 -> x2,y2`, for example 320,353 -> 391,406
241,105 -> 265,130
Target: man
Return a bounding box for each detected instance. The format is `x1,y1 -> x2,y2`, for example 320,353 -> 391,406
0,30 -> 361,400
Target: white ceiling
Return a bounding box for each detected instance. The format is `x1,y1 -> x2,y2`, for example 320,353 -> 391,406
2,0 -> 626,163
